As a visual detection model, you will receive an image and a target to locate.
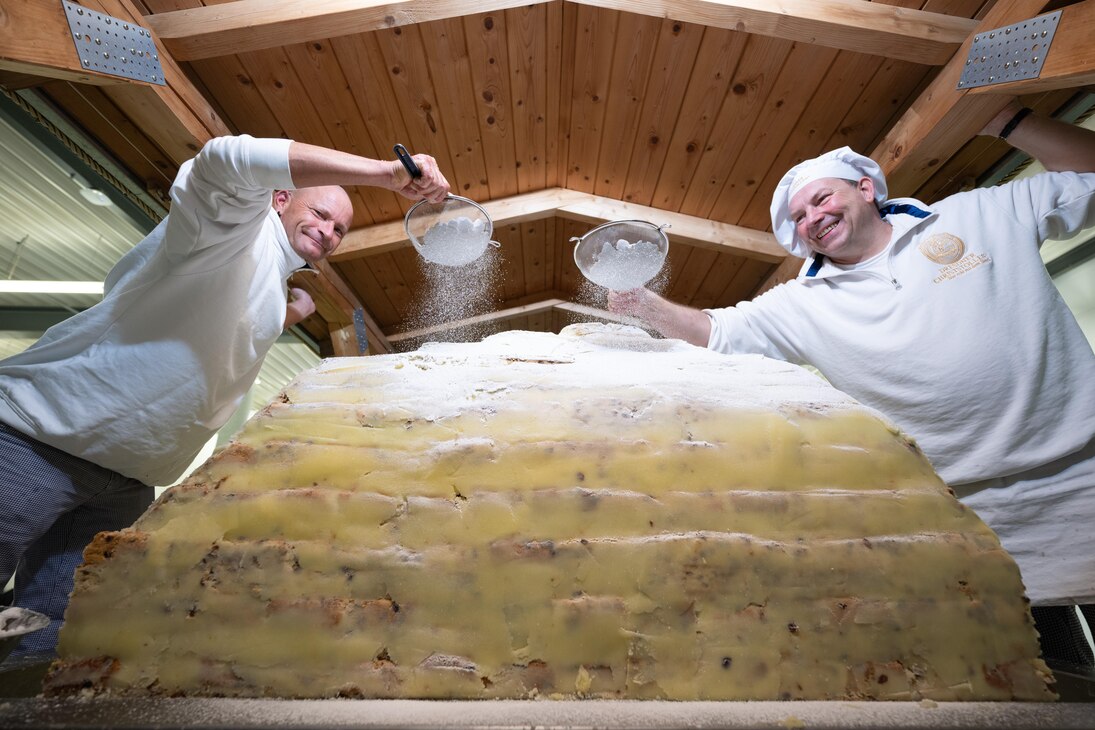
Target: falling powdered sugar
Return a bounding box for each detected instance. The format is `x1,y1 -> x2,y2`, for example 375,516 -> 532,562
399,246 -> 502,352
574,261 -> 670,338
585,239 -> 664,290
420,216 -> 491,267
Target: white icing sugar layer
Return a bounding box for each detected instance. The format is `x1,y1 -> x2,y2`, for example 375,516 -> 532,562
307,324 -> 889,428
419,216 -> 491,266
583,239 -> 665,290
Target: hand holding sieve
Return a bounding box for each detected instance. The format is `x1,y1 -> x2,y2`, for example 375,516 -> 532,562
394,143 -> 421,181
396,144 -> 500,267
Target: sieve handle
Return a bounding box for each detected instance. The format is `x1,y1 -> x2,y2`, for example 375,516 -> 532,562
393,144 -> 422,179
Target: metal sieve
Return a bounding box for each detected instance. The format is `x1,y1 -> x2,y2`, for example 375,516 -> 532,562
396,144 -> 500,267
572,220 -> 670,290
404,194 -> 501,267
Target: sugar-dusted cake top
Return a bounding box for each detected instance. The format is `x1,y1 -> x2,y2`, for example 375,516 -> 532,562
339,322 -> 873,416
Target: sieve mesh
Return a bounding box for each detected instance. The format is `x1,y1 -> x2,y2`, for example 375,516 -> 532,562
404,195 -> 499,267
572,220 -> 669,290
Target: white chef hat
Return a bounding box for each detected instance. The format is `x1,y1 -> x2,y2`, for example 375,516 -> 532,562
769,147 -> 888,258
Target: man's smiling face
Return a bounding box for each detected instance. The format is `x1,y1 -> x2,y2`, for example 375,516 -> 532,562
789,177 -> 884,264
274,187 -> 353,265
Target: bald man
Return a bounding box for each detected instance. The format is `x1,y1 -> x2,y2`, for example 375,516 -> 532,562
0,135 -> 450,657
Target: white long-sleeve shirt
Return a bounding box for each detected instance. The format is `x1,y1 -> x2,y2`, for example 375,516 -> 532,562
707,172 -> 1095,486
0,136 -> 305,485
707,172 -> 1095,604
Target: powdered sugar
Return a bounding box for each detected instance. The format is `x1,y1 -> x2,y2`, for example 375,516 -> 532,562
399,247 -> 502,352
582,238 -> 665,290
308,324 -> 868,424
419,216 -> 491,267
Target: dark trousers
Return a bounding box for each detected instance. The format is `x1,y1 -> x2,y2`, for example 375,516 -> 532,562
0,423 -> 152,658
1032,604 -> 1095,668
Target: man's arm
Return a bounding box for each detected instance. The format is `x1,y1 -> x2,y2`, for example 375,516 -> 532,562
284,287 -> 315,330
607,288 -> 711,347
287,142 -> 449,203
980,100 -> 1095,173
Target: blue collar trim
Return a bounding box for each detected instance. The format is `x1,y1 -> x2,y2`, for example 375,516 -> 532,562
879,202 -> 931,219
806,254 -> 825,277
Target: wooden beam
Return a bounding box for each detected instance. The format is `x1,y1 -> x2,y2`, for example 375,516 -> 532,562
554,301 -> 646,328
386,296 -> 649,344
146,0 -> 974,65
0,0 -> 230,163
92,0 -> 230,162
753,254 -> 804,296
288,265 -> 392,355
0,0 -> 131,84
571,0 -> 976,66
554,194 -> 786,263
146,0 -> 550,62
870,0 -> 1052,198
332,187 -> 786,263
967,1 -> 1095,96
329,322 -> 362,357
314,260 -> 393,354
333,188 -> 588,259
388,297 -> 565,343
0,70 -> 52,90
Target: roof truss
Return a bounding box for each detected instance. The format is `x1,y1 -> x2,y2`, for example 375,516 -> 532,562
332,187 -> 786,264
387,296 -> 643,343
1,0 -> 230,163
7,0 -> 1095,350
966,0 -> 1095,96
146,0 -> 977,65
870,0 -> 1095,196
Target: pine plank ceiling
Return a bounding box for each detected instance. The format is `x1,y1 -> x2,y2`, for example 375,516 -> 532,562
4,0 -> 1091,353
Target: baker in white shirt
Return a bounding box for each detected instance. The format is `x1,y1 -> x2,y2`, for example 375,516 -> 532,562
0,135 -> 449,658
609,101 -> 1095,668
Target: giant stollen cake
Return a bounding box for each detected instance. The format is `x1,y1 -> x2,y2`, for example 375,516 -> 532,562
45,324 -> 1055,700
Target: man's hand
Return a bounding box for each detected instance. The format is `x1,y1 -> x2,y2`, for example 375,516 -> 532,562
978,98 -> 1024,138
284,287 -> 315,330
975,98 -> 1095,172
607,288 -> 655,318
607,288 -> 712,347
391,153 -> 450,204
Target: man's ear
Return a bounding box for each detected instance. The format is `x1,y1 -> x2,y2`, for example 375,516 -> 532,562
857,176 -> 875,203
272,189 -> 291,214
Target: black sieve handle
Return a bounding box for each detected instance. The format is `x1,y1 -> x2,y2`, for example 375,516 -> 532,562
393,143 -> 422,179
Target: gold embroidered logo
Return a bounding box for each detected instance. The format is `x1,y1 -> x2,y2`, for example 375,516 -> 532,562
933,253 -> 991,283
919,233 -> 965,264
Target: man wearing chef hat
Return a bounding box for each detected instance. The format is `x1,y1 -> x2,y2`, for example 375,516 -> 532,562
0,136 -> 450,658
610,102 -> 1095,666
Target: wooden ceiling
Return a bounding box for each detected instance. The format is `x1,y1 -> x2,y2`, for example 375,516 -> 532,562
3,0 -> 1093,354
